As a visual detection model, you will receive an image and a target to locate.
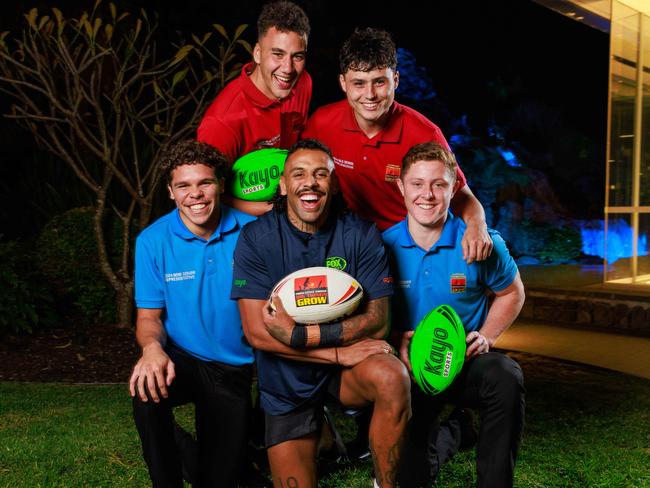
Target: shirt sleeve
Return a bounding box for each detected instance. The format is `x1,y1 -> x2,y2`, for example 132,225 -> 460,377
134,234 -> 166,309
231,223 -> 273,300
197,115 -> 240,164
455,163 -> 467,188
355,223 -> 394,300
479,230 -> 518,292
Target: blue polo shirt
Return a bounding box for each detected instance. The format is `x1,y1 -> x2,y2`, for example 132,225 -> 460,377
382,213 -> 517,333
231,209 -> 393,415
135,206 -> 255,366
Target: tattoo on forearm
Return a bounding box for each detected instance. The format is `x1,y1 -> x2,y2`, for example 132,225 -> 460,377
342,298 -> 389,343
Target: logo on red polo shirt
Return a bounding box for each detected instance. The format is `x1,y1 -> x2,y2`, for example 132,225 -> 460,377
450,273 -> 466,293
385,164 -> 401,182
255,134 -> 281,149
294,275 -> 329,307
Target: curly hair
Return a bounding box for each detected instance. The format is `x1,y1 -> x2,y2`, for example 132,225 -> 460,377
159,140 -> 230,184
339,27 -> 397,74
401,142 -> 457,182
257,1 -> 310,40
272,138 -> 348,217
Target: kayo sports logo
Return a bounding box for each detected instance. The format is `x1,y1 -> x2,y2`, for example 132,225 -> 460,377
325,256 -> 347,271
422,327 -> 454,378
238,165 -> 281,192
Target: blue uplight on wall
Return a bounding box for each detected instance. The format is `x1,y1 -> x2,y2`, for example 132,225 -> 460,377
580,219 -> 648,263
395,48 -> 436,102
498,148 -> 522,167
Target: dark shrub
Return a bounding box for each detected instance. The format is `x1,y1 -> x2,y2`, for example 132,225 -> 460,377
0,238 -> 57,334
37,208 -> 119,325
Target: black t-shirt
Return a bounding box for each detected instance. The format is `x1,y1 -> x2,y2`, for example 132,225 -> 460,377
231,209 -> 393,415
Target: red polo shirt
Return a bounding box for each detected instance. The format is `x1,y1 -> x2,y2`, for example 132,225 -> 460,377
302,100 -> 466,231
198,62 -> 312,163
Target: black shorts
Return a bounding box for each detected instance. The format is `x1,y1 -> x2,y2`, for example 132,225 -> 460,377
264,369 -> 342,447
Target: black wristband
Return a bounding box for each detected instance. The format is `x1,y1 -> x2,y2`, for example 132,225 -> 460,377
319,322 -> 343,347
290,325 -> 307,347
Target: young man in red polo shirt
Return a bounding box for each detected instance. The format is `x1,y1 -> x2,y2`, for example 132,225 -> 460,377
302,27 -> 492,264
198,1 -> 311,216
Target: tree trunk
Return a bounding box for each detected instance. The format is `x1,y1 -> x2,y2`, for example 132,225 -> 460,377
115,280 -> 134,329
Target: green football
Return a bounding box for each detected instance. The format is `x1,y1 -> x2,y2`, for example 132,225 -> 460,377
230,148 -> 288,202
409,304 -> 467,396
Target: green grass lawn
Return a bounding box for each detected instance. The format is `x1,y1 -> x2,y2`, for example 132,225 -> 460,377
1,353 -> 649,487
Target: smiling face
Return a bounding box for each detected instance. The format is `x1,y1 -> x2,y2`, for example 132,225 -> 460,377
398,159 -> 459,232
251,27 -> 307,101
167,163 -> 224,239
279,148 -> 337,233
339,66 -> 399,136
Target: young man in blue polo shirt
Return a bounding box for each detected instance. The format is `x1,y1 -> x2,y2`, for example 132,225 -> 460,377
129,140 -> 255,488
382,142 -> 526,488
232,138 -> 410,488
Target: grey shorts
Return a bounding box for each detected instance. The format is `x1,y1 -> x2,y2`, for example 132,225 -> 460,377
264,370 -> 342,447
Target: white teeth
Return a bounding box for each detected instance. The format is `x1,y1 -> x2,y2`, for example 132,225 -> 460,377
190,204 -> 206,210
418,204 -> 433,209
300,194 -> 318,202
276,75 -> 291,83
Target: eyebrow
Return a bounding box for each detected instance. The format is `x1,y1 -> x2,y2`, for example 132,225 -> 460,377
288,165 -> 330,173
270,47 -> 306,55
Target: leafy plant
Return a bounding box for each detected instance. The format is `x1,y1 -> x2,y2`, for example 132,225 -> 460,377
508,220 -> 548,257
508,220 -> 583,264
0,238 -> 56,334
0,2 -> 249,325
539,226 -> 583,264
37,208 -> 123,325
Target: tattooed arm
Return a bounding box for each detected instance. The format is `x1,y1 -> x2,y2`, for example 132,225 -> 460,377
263,296 -> 390,348
239,298 -> 393,366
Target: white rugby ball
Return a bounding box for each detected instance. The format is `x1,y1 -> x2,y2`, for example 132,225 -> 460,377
271,266 -> 364,324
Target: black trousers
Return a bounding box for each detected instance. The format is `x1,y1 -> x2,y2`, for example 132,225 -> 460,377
132,343 -> 252,488
398,352 -> 525,488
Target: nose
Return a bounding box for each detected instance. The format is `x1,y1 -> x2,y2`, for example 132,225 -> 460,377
189,186 -> 204,198
364,83 -> 376,99
281,55 -> 294,73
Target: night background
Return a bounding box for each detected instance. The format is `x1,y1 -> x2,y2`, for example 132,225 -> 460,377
0,0 -> 612,347
0,0 -> 609,240
3,2 -> 650,487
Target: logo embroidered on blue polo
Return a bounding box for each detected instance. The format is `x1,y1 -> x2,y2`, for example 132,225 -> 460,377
450,273 -> 466,293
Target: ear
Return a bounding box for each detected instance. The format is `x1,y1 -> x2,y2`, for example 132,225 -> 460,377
394,70 -> 400,90
253,42 -> 261,64
451,179 -> 462,198
217,177 -> 225,194
338,73 -> 347,94
279,175 -> 288,196
167,185 -> 174,200
397,178 -> 405,198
